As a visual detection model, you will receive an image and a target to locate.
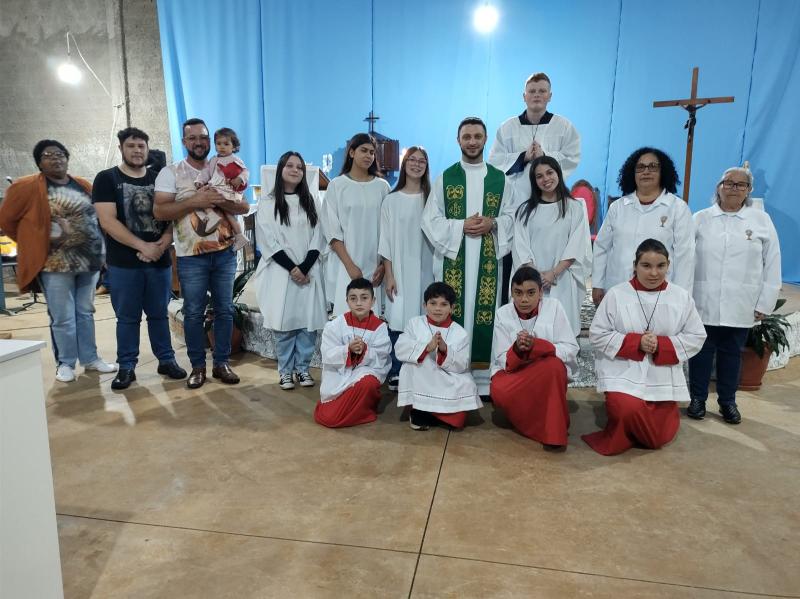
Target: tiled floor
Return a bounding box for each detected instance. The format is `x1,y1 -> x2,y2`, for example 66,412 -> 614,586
2,284 -> 799,598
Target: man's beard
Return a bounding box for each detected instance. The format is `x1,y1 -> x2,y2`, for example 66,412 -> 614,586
188,146 -> 210,161
122,155 -> 146,168
460,145 -> 485,161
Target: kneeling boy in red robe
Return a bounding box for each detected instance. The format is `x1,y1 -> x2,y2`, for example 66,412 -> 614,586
314,278 -> 391,428
489,266 -> 579,449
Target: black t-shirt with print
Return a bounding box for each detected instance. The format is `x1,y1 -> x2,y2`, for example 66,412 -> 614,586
92,167 -> 170,268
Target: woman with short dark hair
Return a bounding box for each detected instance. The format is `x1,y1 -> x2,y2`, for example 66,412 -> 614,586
592,147 -> 695,306
0,140 -> 116,382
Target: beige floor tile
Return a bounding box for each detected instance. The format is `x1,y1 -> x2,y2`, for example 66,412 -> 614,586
49,352 -> 447,553
58,514 -> 416,599
421,382 -> 800,597
410,554 -> 769,598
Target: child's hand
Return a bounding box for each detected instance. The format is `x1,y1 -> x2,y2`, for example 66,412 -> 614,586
349,337 -> 365,355
640,332 -> 658,354
436,332 -> 447,353
515,330 -> 533,352
425,335 -> 438,353
230,176 -> 244,189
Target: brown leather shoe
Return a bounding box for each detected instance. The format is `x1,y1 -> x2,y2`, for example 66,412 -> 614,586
212,363 -> 240,384
187,367 -> 207,389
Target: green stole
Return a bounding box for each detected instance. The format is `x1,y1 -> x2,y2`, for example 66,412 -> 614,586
441,162 -> 505,367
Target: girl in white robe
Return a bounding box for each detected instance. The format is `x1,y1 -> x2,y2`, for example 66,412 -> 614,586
379,146 -> 435,390
321,133 -> 390,316
583,239 -> 706,456
512,156 -> 591,336
592,147 -> 694,306
490,266 -> 579,448
254,151 -> 327,390
315,279 -> 391,428
395,282 -> 481,430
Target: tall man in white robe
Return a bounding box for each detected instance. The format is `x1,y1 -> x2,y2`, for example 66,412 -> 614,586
488,72 -> 581,203
422,117 -> 516,394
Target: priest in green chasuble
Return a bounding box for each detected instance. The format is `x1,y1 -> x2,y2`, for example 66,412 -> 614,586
422,117 -> 518,394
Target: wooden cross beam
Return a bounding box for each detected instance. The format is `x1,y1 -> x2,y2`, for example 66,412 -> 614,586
653,67 -> 734,202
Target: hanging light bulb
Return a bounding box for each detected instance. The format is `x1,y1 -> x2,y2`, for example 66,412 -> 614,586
473,3 -> 499,34
57,61 -> 82,84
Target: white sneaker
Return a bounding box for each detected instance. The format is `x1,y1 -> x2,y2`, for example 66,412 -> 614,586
84,359 -> 118,373
56,364 -> 76,382
279,373 -> 295,390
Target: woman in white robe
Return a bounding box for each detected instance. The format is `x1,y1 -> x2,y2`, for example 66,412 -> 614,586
321,133 -> 390,316
379,146 -> 435,390
512,156 -> 591,336
583,239 -> 706,456
254,152 -> 327,390
592,147 -> 695,306
688,167 -> 782,424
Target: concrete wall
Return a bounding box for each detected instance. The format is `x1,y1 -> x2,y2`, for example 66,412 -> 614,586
0,0 -> 170,186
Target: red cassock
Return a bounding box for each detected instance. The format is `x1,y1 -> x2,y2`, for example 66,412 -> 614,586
490,338 -> 569,446
582,331 -> 681,456
314,375 -> 382,428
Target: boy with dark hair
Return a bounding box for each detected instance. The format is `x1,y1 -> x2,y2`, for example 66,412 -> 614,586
314,277 -> 391,428
395,281 -> 481,430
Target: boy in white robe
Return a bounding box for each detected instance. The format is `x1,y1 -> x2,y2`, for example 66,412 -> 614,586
396,282 -> 481,430
314,278 -> 391,428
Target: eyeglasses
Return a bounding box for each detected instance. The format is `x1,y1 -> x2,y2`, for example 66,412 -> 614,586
635,162 -> 660,173
721,180 -> 750,191
41,151 -> 67,159
406,157 -> 427,165
183,135 -> 210,143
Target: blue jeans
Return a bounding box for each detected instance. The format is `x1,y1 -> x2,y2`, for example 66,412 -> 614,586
274,329 -> 317,375
108,265 -> 175,370
688,325 -> 749,407
177,248 -> 237,368
388,329 -> 402,379
39,271 -> 101,368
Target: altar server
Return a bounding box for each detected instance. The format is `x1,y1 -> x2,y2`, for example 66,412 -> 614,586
488,72 -> 581,202
422,117 -> 517,394
592,147 -> 694,306
582,239 -> 706,456
379,146 -> 435,391
395,282 -> 481,430
322,133 -> 390,316
490,266 -> 579,448
314,278 -> 391,428
688,166 -> 782,424
254,151 -> 327,390
512,156 -> 591,336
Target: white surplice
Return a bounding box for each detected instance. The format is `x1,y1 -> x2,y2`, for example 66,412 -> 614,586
421,160 -> 517,394
253,193 -> 327,332
693,204 -> 782,327
488,112 -> 581,202
490,299 -> 579,379
592,190 -> 695,293
590,281 -> 706,402
378,191 -> 435,331
395,316 -> 481,413
512,199 -> 591,336
321,175 -> 390,315
319,314 -> 391,403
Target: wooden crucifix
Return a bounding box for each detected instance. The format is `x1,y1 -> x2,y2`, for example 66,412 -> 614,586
653,67 -> 734,202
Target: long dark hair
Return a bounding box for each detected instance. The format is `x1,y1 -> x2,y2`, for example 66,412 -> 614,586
340,133 -> 380,176
390,146 -> 431,200
272,151 -> 318,228
617,147 -> 680,195
516,156 -> 571,224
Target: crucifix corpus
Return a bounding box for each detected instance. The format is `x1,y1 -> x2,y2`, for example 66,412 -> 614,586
653,67 -> 734,202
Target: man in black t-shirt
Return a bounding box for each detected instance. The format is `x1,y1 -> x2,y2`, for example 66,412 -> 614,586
93,127 -> 187,389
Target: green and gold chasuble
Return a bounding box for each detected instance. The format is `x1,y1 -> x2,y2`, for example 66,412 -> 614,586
441,162 -> 505,367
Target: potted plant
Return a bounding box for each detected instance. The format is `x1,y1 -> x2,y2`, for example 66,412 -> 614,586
739,299 -> 790,390
205,264 -> 257,354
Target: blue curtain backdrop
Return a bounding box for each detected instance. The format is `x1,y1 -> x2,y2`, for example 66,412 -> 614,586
157,0 -> 800,283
